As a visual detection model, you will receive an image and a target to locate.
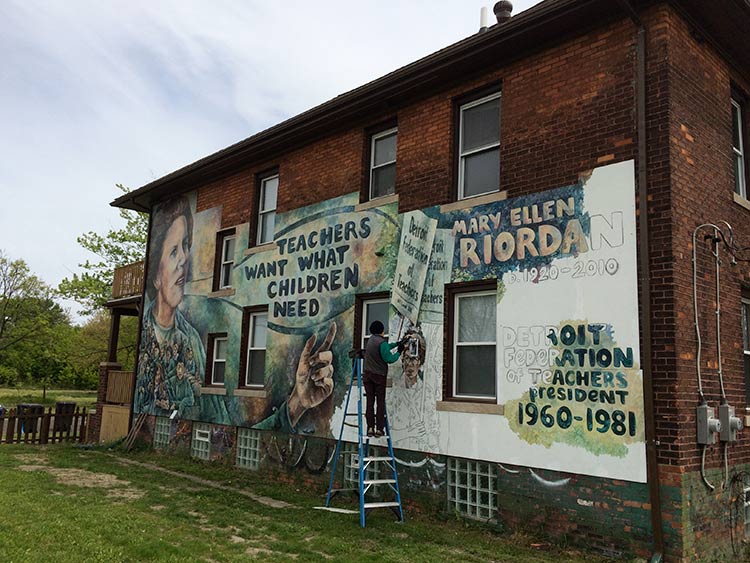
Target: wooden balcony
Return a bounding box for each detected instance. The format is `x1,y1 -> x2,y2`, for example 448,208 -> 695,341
111,261 -> 144,300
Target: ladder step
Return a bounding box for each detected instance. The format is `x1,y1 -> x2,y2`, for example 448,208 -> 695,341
363,479 -> 396,485
363,456 -> 393,462
364,502 -> 401,509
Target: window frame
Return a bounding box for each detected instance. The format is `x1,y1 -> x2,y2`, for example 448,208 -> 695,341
239,306 -> 269,388
369,127 -> 398,200
256,171 -> 279,246
743,297 -> 750,399
732,96 -> 748,199
205,333 -> 228,386
445,280 -> 498,402
456,90 -> 502,201
212,229 -> 236,291
354,292 -> 390,351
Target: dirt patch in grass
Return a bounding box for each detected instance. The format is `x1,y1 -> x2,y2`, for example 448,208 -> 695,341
17,464 -> 144,500
13,454 -> 48,464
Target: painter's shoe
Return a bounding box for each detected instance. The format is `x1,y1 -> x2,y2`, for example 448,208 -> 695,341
367,428 -> 375,437
374,429 -> 385,438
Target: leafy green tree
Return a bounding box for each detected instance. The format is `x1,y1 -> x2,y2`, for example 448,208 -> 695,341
58,184 -> 148,315
0,251 -> 74,388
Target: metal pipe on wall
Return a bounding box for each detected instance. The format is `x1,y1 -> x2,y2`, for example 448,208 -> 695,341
614,0 -> 665,560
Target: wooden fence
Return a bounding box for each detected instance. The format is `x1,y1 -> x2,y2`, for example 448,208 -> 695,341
106,371 -> 134,404
0,407 -> 88,445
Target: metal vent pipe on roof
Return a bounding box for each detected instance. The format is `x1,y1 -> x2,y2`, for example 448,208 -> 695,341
479,6 -> 490,33
494,1 -> 513,23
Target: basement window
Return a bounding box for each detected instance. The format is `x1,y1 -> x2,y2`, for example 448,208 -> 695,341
191,423 -> 211,460
344,442 -> 381,487
153,416 -> 170,449
236,428 -> 262,470
447,457 -> 497,521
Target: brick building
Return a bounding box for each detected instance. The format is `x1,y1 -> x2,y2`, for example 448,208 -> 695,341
108,1 -> 750,560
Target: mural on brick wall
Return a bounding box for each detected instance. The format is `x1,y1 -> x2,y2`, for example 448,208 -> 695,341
134,160 -> 645,482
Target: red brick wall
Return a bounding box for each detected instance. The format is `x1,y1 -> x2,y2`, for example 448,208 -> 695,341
158,4 -> 750,559
662,6 -> 750,560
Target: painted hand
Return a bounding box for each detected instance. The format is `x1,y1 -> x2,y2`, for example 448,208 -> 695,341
288,322 -> 337,427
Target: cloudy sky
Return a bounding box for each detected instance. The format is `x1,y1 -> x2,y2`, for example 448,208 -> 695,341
0,0 -> 540,322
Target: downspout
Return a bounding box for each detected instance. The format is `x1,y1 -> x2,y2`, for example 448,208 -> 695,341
127,209 -> 154,433
615,1 -> 665,561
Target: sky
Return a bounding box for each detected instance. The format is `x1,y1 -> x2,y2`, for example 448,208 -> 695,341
0,0 -> 541,323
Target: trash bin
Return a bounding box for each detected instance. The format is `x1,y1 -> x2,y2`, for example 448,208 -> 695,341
17,403 -> 44,434
54,402 -> 76,432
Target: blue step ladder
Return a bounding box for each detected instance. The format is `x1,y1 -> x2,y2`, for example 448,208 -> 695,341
324,350 -> 404,527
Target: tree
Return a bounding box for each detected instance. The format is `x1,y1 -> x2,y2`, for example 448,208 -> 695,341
0,251 -> 74,388
58,184 -> 148,315
0,251 -> 61,352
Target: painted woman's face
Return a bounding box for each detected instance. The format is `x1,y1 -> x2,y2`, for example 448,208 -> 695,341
155,216 -> 189,311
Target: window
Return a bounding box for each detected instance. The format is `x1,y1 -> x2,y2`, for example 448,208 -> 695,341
206,334 -> 228,386
344,442 -> 381,487
236,428 -> 262,470
369,128 -> 397,199
743,297 -> 749,390
733,97 -> 747,199
215,230 -> 236,290
448,284 -> 497,400
242,309 -> 267,387
458,92 -> 501,199
153,416 -> 170,449
191,423 -> 211,460
360,296 -> 390,349
447,457 -> 497,521
257,173 -> 278,245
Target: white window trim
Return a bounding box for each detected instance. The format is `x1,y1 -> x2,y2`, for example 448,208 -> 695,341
733,99 -> 747,199
369,127 -> 398,200
245,311 -> 267,388
361,297 -> 390,349
257,174 -> 278,245
219,234 -> 235,289
453,290 -> 497,400
211,336 -> 227,386
458,91 -> 502,200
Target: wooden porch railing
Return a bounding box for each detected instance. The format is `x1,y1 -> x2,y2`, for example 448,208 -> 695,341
106,370 -> 135,404
111,261 -> 144,299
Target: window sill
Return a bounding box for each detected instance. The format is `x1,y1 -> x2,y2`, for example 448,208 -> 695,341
201,387 -> 227,396
234,388 -> 267,398
733,192 -> 750,212
440,190 -> 507,213
356,193 -> 398,212
208,288 -> 235,299
244,242 -> 276,256
436,401 -> 504,415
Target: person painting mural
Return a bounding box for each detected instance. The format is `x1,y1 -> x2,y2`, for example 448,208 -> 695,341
364,320 -> 406,437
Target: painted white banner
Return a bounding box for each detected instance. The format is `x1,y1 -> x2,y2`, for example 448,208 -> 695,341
391,211 -> 437,324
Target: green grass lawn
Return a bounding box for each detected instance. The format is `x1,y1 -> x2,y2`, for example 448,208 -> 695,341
0,388 -> 97,411
0,443 -> 612,562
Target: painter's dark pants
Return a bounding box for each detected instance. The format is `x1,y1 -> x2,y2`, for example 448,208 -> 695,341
363,371 -> 387,432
